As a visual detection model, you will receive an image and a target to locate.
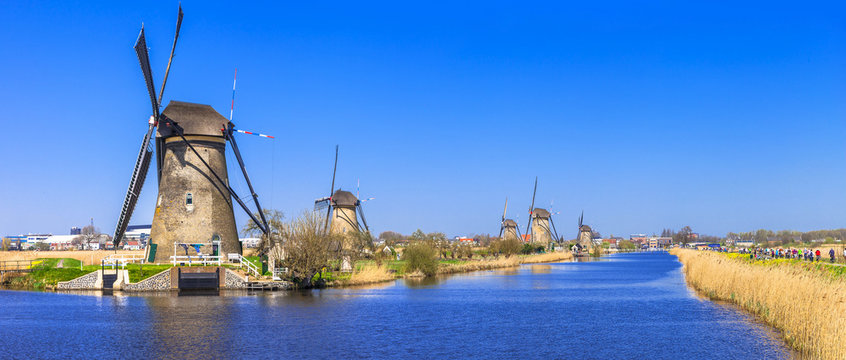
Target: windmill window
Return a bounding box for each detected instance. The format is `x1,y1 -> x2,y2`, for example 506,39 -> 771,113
186,193 -> 193,205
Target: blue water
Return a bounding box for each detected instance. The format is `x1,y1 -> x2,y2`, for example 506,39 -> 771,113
0,252 -> 792,359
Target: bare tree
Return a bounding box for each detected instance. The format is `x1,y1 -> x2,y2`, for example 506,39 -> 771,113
280,211 -> 343,288
74,224 -> 101,249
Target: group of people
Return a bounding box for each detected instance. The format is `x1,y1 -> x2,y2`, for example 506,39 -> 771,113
739,247 -> 845,263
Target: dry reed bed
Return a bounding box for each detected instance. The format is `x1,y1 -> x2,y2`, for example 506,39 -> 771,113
438,251 -> 574,274
346,265 -> 397,286
340,251 -> 574,287
672,249 -> 846,360
0,250 -> 145,266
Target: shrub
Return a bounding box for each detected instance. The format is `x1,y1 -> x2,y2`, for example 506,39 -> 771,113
402,242 -> 439,276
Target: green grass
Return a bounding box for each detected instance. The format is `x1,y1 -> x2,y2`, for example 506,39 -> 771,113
5,258 -> 99,290
125,264 -> 172,283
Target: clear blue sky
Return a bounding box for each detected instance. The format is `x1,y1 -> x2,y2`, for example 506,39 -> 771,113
1,1 -> 844,239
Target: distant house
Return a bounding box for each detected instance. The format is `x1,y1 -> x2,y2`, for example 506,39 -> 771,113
240,238 -> 261,248
44,235 -> 77,251
735,240 -> 754,248
454,237 -> 477,246
630,234 -> 647,243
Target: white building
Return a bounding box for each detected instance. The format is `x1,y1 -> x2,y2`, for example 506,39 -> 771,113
240,238 -> 261,248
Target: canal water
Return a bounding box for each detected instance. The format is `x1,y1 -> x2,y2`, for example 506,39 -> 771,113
0,252 -> 792,359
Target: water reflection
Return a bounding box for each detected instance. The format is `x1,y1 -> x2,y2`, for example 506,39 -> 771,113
402,276 -> 443,288
143,294 -> 236,359
529,264 -> 551,274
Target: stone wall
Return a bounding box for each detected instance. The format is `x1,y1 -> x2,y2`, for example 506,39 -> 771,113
224,269 -> 247,289
57,271 -> 99,290
122,269 -> 172,291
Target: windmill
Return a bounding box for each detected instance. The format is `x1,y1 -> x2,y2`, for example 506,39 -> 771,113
498,197 -> 522,241
313,146 -> 371,235
576,211 -> 595,253
524,177 -> 561,247
112,5 -> 270,263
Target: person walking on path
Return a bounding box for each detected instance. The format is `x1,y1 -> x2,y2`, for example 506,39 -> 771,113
830,248 -> 836,263
815,249 -> 821,262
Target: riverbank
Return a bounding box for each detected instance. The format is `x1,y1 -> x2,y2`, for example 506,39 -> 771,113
2,251 -> 574,291
671,248 -> 846,360
338,251 -> 574,287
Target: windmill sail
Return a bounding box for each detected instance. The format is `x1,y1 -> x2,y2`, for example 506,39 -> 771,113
113,133 -> 154,246
113,7 -> 181,247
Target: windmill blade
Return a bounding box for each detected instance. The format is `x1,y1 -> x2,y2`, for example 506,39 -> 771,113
157,4 -> 184,106
525,176 -> 537,236
162,116 -> 267,234
356,204 -> 370,233
112,129 -> 155,247
225,124 -> 269,233
501,197 -> 508,222
324,145 -> 339,232
575,212 -> 583,241
549,216 -> 560,243
134,26 -> 159,118
314,197 -> 330,211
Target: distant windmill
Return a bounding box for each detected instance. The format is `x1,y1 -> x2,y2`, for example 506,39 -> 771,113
524,177 -> 561,247
112,5 -> 270,263
576,211 -> 595,253
313,146 -> 371,235
498,197 -> 522,241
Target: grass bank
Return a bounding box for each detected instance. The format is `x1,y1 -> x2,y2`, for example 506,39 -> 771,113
1,258 -> 221,290
671,249 -> 846,360
334,251 -> 574,287
0,250 -> 145,266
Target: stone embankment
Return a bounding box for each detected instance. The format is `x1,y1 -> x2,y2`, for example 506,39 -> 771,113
56,271 -> 98,290
122,269 -> 171,291
57,266 -> 291,291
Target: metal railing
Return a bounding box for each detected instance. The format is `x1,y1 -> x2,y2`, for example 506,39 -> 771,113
229,253 -> 261,277
102,254 -> 146,268
170,255 -> 222,266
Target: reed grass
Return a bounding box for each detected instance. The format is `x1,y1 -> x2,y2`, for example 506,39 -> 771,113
672,249 -> 846,360
331,251 -> 575,286
346,265 -> 396,286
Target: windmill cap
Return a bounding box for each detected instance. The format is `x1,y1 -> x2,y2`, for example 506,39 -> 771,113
503,219 -> 518,227
158,100 -> 228,138
331,190 -> 358,207
532,208 -> 550,218
580,225 -> 592,232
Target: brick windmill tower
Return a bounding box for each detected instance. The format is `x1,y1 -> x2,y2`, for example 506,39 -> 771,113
524,177 -> 561,248
112,5 -> 270,263
314,146 -> 372,236
498,198 -> 522,241
576,212 -> 596,253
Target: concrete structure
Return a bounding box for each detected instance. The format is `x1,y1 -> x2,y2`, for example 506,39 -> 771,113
530,208 -> 552,245
148,101 -> 240,263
